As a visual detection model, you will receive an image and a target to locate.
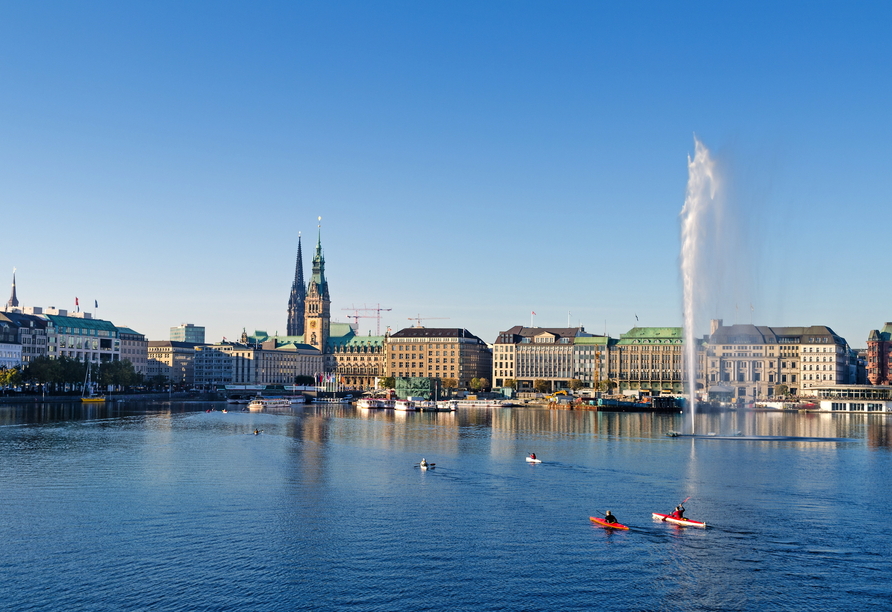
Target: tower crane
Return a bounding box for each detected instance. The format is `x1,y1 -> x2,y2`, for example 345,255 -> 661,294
408,315 -> 450,328
341,303 -> 392,335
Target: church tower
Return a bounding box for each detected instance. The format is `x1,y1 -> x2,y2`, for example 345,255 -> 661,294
286,236 -> 306,336
7,269 -> 19,309
304,223 -> 331,352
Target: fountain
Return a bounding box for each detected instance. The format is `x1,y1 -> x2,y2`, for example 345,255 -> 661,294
679,137 -> 718,434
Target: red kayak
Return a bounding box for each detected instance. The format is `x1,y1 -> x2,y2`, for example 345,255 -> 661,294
590,516 -> 629,530
652,513 -> 707,528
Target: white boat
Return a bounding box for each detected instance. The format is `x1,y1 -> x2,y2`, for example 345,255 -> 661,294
436,400 -> 459,412
247,397 -> 292,411
356,398 -> 394,409
289,396 -> 306,404
394,400 -> 419,411
525,456 -> 542,464
451,399 -> 508,409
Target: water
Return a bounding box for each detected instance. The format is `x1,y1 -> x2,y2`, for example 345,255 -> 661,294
1,401 -> 891,611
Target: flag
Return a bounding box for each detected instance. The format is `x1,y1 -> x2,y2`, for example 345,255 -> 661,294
95,300 -> 98,308
531,311 -> 537,315
75,297 -> 79,306
635,314 -> 638,321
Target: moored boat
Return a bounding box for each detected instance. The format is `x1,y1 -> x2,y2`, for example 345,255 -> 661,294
652,513 -> 707,528
590,516 -> 629,530
248,397 -> 292,411
356,398 -> 394,409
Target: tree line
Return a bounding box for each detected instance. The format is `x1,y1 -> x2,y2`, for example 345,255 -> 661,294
2,356 -> 144,393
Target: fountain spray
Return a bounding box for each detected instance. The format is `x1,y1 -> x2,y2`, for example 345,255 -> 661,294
680,137 -> 718,433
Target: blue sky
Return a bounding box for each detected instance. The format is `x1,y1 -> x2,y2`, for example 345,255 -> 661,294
2,1 -> 889,347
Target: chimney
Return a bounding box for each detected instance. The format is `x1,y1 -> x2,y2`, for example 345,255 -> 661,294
710,319 -> 723,335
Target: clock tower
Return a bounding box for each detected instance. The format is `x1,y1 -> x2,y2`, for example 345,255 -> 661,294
304,222 -> 331,352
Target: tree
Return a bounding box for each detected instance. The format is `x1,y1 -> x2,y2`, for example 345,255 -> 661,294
441,378 -> 458,390
533,379 -> 549,393
479,377 -> 490,392
568,379 -> 583,391
469,378 -> 482,392
502,378 -> 516,388
774,384 -> 789,398
379,376 -> 395,389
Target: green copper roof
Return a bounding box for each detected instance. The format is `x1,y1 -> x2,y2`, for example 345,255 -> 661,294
617,326 -> 684,344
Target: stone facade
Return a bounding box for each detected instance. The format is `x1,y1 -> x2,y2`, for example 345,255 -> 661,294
867,323 -> 892,386
386,327 -> 491,389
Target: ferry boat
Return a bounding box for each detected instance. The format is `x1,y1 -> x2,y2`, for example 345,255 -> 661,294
247,397 -> 292,411
393,399 -> 419,411
356,398 -> 394,409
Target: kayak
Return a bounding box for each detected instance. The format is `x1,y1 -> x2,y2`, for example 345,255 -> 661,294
590,516 -> 629,530
525,456 -> 542,463
652,513 -> 707,528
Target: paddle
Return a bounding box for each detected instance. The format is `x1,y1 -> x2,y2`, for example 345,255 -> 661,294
662,497 -> 692,521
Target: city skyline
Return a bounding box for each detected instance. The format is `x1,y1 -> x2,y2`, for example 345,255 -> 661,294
2,2 -> 889,347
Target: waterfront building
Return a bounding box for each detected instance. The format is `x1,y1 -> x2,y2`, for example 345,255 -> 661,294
703,320 -> 850,401
0,314 -> 23,368
193,339 -> 323,387
386,327 -> 492,389
44,310 -> 121,365
492,326 -> 600,392
170,323 -> 205,344
866,323 -> 892,385
0,311 -> 50,363
147,341 -> 198,385
810,384 -> 892,412
607,327 -> 687,396
117,327 -> 149,375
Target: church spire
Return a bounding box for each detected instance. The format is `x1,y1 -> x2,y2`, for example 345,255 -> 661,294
287,235 -> 306,336
7,268 -> 19,309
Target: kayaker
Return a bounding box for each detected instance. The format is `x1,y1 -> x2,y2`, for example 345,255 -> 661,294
603,511 -> 618,524
529,453 -> 536,460
670,505 -> 685,519
420,458 -> 428,468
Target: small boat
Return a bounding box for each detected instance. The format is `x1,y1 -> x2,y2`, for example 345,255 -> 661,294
525,456 -> 542,463
247,397 -> 292,411
81,363 -> 106,403
652,513 -> 707,528
590,516 -> 629,530
418,459 -> 435,471
356,398 -> 393,409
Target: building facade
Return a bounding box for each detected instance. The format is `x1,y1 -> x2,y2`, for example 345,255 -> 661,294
493,326 -> 599,392
0,314 -> 22,369
170,323 -> 205,344
607,327 -> 686,396
386,327 -> 492,389
866,323 -> 892,385
117,327 -> 149,375
703,320 -> 850,401
147,341 -> 198,385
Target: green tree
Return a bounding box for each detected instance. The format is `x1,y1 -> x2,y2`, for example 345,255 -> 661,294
568,378 -> 583,391
774,384 -> 789,398
479,377 -> 490,392
533,379 -> 549,393
441,378 -> 458,390
502,378 -> 516,388
469,377 -> 482,392
379,376 -> 395,389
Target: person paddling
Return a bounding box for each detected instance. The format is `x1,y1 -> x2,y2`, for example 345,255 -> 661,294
529,453 -> 536,460
420,458 -> 428,468
670,505 -> 685,520
603,510 -> 618,524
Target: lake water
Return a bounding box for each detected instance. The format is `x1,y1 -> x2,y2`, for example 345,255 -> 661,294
1,401 -> 890,611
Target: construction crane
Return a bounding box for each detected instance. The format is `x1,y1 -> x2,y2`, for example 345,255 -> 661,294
408,315 -> 450,328
341,304 -> 392,335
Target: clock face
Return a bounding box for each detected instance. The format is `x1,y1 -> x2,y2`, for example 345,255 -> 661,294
310,320 -> 317,328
